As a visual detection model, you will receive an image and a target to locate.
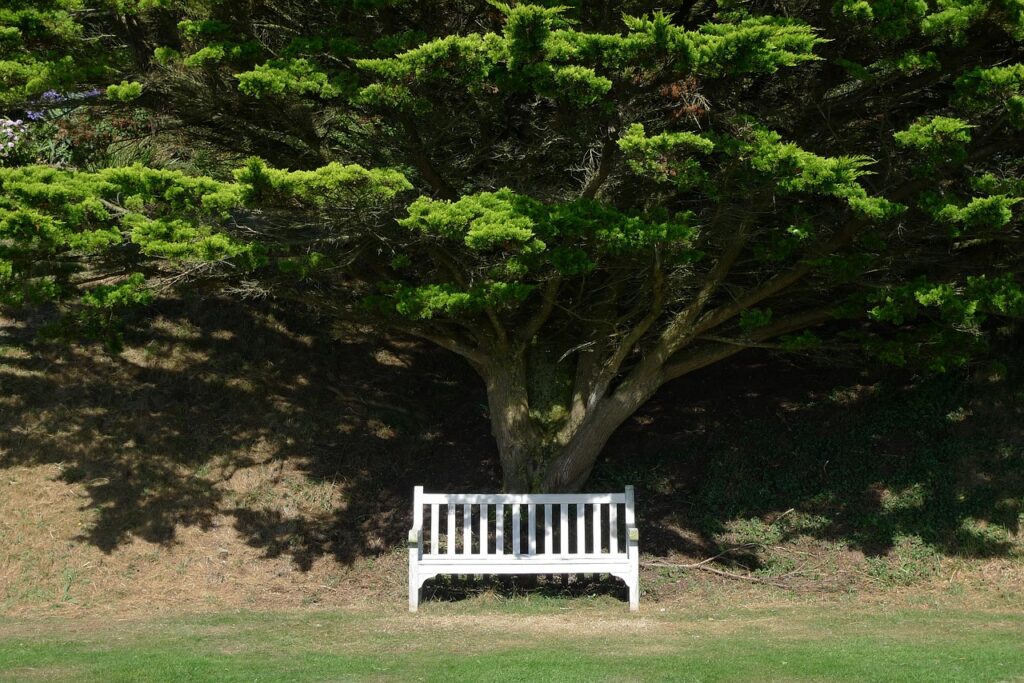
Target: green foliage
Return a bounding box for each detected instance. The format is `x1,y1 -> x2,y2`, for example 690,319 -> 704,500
276,251 -> 331,279
0,158 -> 411,339
105,80 -> 143,102
356,6 -> 823,111
936,194 -> 1020,234
0,1 -> 108,104
400,189 -> 545,252
72,271 -> 153,348
868,274 -> 1024,330
381,280 -> 534,319
618,123 -> 715,188
866,535 -> 941,585
127,215 -> 259,261
399,189 -> 697,277
955,64 -> 1024,126
920,0 -> 989,42
892,49 -> 941,74
234,158 -> 412,207
835,0 -> 1024,41
780,330 -> 822,351
739,307 -> 773,331
236,60 -> 350,100
381,188 -> 699,318
835,0 -> 929,38
737,127 -> 905,219
152,47 -> 181,66
893,116 -> 972,168
0,0 -> 1022,487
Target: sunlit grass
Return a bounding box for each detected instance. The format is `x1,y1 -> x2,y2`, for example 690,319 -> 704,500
2,603 -> 1022,682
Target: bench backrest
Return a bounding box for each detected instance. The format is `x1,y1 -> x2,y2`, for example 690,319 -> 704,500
412,487 -> 635,558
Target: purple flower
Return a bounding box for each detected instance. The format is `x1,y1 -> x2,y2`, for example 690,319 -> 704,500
27,110 -> 45,121
40,90 -> 64,103
0,119 -> 22,157
79,88 -> 103,98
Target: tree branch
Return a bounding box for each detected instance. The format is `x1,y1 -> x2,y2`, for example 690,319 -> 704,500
400,116 -> 458,200
580,127 -> 619,200
517,276 -> 561,346
587,249 -> 665,407
422,242 -> 509,348
391,321 -> 488,365
657,199 -> 757,353
671,215 -> 867,355
663,306 -> 833,381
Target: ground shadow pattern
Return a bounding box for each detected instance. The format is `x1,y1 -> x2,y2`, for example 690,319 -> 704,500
1,299 -> 1021,594
594,340 -> 1024,568
0,298 -> 497,569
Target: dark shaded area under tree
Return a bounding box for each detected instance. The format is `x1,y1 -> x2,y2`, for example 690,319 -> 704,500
1,298 -> 1021,578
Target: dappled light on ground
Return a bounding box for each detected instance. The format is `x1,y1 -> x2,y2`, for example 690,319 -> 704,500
1,300 -> 1021,612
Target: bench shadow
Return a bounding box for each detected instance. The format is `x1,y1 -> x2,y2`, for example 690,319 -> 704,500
421,574 -> 629,605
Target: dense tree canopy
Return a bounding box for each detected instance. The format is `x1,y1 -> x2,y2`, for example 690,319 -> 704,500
1,0 -> 1022,491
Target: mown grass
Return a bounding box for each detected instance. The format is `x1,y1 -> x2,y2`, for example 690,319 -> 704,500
2,602 -> 1022,682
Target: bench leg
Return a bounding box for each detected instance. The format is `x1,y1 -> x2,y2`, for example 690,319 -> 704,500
628,574 -> 639,612
628,532 -> 640,611
409,558 -> 419,613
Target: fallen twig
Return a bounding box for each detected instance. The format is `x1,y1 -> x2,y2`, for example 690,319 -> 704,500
642,542 -> 810,589
644,559 -> 793,588
687,542 -> 764,568
770,508 -> 796,527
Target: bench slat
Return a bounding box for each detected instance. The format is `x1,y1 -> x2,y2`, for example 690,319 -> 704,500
421,552 -> 627,564
421,493 -> 626,505
480,504 -> 488,556
544,504 -> 553,555
447,504 -> 455,556
560,504 -> 568,554
418,558 -> 629,576
430,504 -> 439,556
495,504 -> 504,555
592,503 -> 601,554
609,503 -> 618,554
463,504 -> 471,554
528,504 -> 536,555
576,503 -> 585,554
512,504 -> 520,555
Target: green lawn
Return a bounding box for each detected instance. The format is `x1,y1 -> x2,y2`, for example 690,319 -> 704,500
1,601 -> 1022,682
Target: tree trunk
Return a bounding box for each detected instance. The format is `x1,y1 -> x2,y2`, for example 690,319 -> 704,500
481,357 -> 662,493
539,372 -> 662,492
481,360 -> 544,492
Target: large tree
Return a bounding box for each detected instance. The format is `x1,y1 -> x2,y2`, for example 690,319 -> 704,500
1,1 -> 1022,491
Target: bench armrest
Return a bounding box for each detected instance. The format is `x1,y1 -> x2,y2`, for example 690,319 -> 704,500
407,528 -> 422,550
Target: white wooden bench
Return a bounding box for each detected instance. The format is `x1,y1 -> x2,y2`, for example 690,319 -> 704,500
407,485 -> 640,612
